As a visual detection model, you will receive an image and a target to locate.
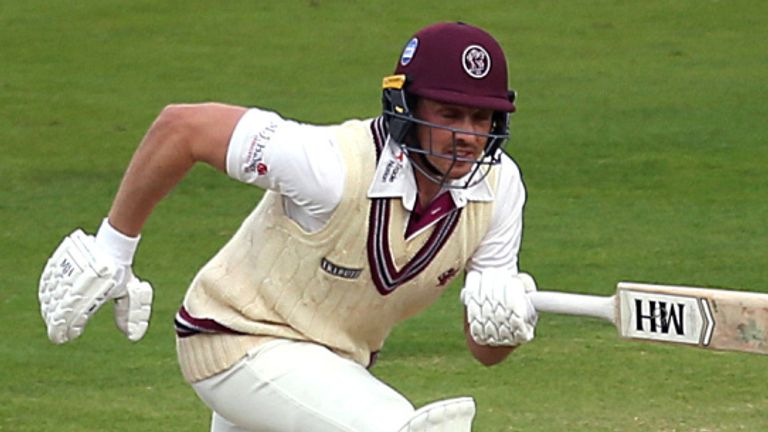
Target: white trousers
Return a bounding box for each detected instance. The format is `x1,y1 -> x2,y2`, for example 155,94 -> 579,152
192,339 -> 416,432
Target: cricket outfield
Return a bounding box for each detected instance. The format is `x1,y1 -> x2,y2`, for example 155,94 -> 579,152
1,1 -> 766,430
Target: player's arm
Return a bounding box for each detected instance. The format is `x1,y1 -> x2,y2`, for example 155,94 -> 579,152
108,103 -> 247,236
38,103 -> 246,344
460,157 -> 537,365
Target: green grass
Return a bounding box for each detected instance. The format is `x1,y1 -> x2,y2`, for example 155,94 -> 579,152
2,1 -> 767,431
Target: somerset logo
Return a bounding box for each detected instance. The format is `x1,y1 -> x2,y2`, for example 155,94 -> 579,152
462,45 -> 491,79
437,267 -> 458,287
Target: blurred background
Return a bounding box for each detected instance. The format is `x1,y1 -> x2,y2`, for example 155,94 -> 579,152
2,1 -> 766,430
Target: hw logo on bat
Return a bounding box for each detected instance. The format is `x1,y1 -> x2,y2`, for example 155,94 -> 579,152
618,290 -> 715,346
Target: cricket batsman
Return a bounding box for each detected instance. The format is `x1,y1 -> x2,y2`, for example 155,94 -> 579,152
38,22 -> 538,431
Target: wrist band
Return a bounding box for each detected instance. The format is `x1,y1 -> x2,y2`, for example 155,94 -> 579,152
94,218 -> 141,265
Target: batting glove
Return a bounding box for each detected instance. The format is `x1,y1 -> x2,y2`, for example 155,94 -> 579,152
112,271 -> 153,341
461,269 -> 538,347
38,220 -> 153,344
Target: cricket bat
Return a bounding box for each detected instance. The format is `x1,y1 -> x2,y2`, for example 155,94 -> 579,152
529,282 -> 768,355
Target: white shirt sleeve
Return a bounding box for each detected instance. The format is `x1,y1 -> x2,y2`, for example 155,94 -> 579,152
226,108 -> 345,232
466,156 -> 527,273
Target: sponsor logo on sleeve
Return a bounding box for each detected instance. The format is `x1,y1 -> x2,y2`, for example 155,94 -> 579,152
244,121 -> 278,175
256,162 -> 268,176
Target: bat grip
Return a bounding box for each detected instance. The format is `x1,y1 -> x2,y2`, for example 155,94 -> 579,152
529,291 -> 616,323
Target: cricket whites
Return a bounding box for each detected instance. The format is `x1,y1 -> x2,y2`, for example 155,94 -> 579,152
529,282 -> 768,355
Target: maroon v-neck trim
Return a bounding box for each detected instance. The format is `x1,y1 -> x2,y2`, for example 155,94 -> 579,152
367,118 -> 462,295
367,197 -> 462,295
405,192 -> 457,239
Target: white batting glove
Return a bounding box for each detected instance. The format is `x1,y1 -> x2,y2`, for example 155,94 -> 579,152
113,272 -> 153,341
39,229 -> 119,343
461,269 -> 538,347
38,220 -> 153,344
94,219 -> 153,342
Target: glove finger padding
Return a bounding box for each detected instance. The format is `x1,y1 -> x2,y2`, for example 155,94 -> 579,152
39,230 -> 119,344
461,269 -> 538,347
517,272 -> 538,294
114,277 -> 153,341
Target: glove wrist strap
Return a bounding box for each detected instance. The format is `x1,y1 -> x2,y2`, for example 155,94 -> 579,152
95,218 -> 140,266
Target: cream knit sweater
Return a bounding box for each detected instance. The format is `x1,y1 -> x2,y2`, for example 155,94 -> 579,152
176,119 -> 497,382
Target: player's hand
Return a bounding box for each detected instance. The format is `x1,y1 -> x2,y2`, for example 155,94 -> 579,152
113,271 -> 153,341
460,270 -> 538,347
38,223 -> 152,344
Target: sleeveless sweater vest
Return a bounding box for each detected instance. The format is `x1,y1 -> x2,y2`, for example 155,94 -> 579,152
176,118 -> 497,382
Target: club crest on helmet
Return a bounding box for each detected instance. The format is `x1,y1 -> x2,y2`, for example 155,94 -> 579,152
462,45 -> 491,79
400,38 -> 419,66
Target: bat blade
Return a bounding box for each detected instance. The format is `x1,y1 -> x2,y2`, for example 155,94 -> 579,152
530,282 -> 768,355
617,282 -> 768,355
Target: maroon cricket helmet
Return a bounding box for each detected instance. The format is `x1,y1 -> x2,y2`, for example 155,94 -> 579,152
394,22 -> 516,112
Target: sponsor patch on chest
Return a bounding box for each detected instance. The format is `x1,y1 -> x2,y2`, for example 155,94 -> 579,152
321,257 -> 363,279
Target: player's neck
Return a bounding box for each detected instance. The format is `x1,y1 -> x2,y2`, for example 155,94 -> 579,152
414,169 -> 443,207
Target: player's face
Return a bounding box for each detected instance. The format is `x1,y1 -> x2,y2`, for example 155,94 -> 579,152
412,98 -> 494,179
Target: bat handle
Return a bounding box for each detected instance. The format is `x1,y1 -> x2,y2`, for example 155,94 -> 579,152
529,291 -> 616,323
